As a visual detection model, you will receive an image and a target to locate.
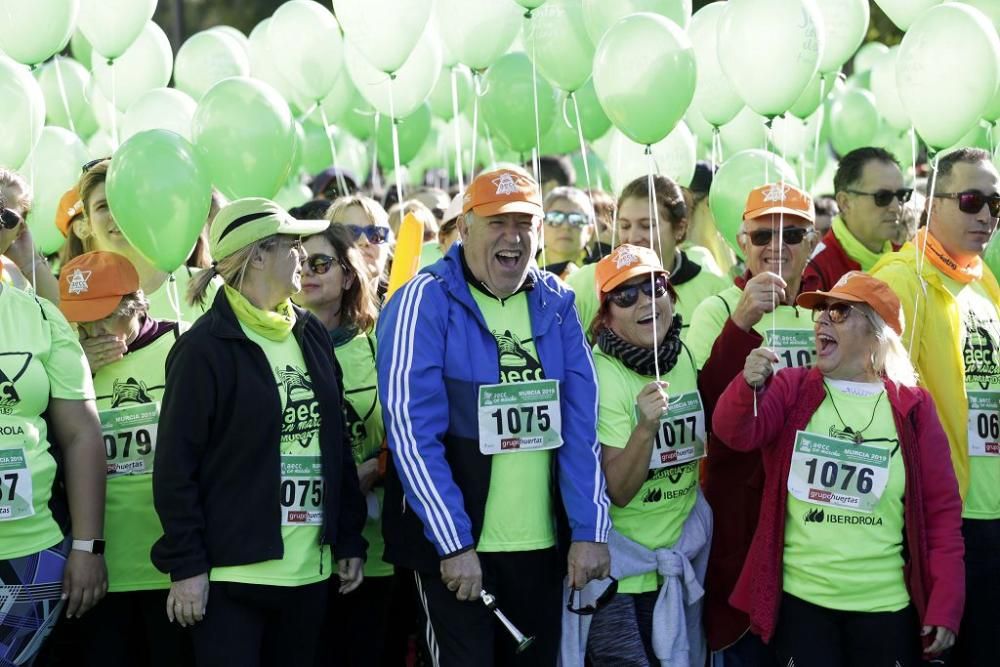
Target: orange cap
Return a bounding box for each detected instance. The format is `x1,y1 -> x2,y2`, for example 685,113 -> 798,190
743,182 -> 815,224
59,251 -> 140,323
796,271 -> 903,335
462,168 -> 543,218
595,244 -> 666,295
55,187 -> 84,238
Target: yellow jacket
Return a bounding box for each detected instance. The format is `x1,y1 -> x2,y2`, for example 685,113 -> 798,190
872,243 -> 1000,499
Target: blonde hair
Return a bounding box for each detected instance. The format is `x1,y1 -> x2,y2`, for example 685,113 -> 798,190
187,236 -> 278,308
0,169 -> 32,214
857,304 -> 917,387
326,195 -> 389,228
390,199 -> 438,240
61,159 -> 110,266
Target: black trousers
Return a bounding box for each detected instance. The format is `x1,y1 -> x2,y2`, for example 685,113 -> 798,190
190,580 -> 328,667
413,548 -> 562,667
316,574 -> 395,667
952,518 -> 1000,666
772,593 -> 921,667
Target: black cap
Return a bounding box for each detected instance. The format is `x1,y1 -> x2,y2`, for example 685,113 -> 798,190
689,161 -> 716,194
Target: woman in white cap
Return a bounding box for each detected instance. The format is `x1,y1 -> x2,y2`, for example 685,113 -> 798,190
153,198 -> 368,667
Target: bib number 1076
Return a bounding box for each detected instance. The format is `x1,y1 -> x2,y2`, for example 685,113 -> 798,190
490,405 -> 551,435
802,458 -> 875,494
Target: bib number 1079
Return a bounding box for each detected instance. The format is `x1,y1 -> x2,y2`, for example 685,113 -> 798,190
490,405 -> 551,435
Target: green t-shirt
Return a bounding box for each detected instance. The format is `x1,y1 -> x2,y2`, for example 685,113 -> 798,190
594,345 -> 701,594
0,285 -> 94,559
687,285 -> 815,371
419,242 -> 444,269
337,331 -> 392,578
470,288 -> 556,553
211,325 -> 332,586
94,329 -> 176,592
566,255 -> 728,342
147,267 -> 220,325
783,381 -> 908,612
944,277 -> 1000,519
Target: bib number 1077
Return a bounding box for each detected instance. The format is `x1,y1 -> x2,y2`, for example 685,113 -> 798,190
490,405 -> 551,435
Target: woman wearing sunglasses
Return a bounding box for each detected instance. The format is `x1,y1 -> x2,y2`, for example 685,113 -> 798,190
713,272 -> 964,666
325,196 -> 393,297
539,187 -> 596,280
291,224 -> 395,666
581,244 -> 711,666
0,169 -> 61,303
153,198 -> 367,667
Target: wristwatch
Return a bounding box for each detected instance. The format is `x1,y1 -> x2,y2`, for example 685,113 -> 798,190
71,538 -> 106,555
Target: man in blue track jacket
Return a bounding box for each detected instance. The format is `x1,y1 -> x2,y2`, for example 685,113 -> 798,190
377,168 -> 611,666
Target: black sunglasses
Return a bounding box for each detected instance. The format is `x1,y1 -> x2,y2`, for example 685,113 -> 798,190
743,227 -> 811,247
608,274 -> 669,308
812,301 -> 856,324
845,188 -> 913,207
347,224 -> 391,245
544,210 -> 590,228
0,208 -> 21,230
303,253 -> 343,275
567,577 -> 618,616
935,191 -> 1000,218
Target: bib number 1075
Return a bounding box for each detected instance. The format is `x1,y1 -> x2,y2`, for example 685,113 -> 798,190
490,405 -> 551,435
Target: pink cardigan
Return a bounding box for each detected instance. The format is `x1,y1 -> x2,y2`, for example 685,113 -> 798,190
712,366 -> 965,642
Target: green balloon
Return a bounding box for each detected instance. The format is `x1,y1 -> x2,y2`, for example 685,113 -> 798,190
790,70 -> 839,120
0,58 -> 45,169
70,29 -> 93,69
332,126 -> 371,183
709,149 -> 799,258
174,30 -> 250,101
92,22 -> 173,112
515,0 -> 548,9
20,126 -> 90,254
872,126 -> 916,170
377,104 -> 432,167
344,34 -> 441,118
319,73 -> 365,125
106,129 -> 213,272
875,0 -> 943,31
540,110 -> 579,155
592,13 -> 695,146
830,88 -> 880,156
814,0 -> 869,74
870,47 -> 910,132
331,0 -> 432,75
341,99 -> 376,141
583,0 -> 692,44
274,180 -> 313,210
897,3 -> 1000,149
121,88 -> 197,143
984,230 -> 1000,281
301,122 -> 332,175
435,0 -> 522,71
852,42 -> 888,73
77,0 -> 157,61
428,66 -> 472,121
720,106 -> 768,156
689,2 -> 743,128
571,79 -> 612,142
527,0 -> 594,93
192,77 -> 296,199
247,19 -> 297,104
960,0 -> 1000,31
570,150 -> 611,191
0,0 -> 77,66
36,57 -> 98,138
268,0 -> 344,102
481,52 -> 556,154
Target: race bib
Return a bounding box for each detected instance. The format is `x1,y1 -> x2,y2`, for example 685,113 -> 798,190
0,448 -> 33,521
100,402 -> 159,477
280,455 -> 324,526
477,380 -> 563,455
765,329 -> 816,370
967,390 -> 1000,457
644,391 -> 706,470
788,431 -> 891,513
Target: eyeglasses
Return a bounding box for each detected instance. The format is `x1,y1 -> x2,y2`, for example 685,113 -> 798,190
0,208 -> 21,230
82,157 -> 110,173
346,224 -> 392,245
844,188 -> 913,207
812,301 -> 856,324
566,577 -> 618,616
742,227 -> 812,247
303,253 -> 343,275
935,191 -> 1000,218
608,274 -> 669,308
544,211 -> 590,228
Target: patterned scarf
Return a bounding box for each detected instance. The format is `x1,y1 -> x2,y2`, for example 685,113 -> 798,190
596,314 -> 683,377
917,228 -> 983,284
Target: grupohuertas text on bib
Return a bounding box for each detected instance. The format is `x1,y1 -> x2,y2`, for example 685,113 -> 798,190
100,402 -> 159,476
788,431 -> 892,513
477,379 -> 563,454
0,418 -> 39,521
641,391 -> 706,470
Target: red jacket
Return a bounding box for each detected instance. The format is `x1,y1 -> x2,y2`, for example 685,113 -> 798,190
712,367 -> 965,643
802,228 -> 899,293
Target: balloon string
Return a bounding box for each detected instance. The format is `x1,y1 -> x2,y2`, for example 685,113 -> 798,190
52,57 -> 78,136
909,151 -> 939,356
765,118 -> 781,346
528,12 -> 541,184
109,61 -> 119,149
371,112 -> 382,195
318,104 -> 349,198
165,273 -> 182,325
484,123 -> 497,166
645,145 -> 661,382
571,92 -> 599,259
450,67 -> 465,192
469,72 -> 481,185
710,126 -> 719,175
810,77 -> 826,191
386,81 -> 404,210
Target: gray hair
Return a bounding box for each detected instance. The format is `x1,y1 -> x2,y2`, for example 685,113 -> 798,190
187,235 -> 278,307
856,303 -> 917,386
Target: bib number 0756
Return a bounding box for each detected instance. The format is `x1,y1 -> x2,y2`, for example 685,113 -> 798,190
490,405 -> 551,436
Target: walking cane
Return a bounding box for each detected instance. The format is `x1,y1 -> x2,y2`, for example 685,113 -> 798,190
479,589 -> 535,653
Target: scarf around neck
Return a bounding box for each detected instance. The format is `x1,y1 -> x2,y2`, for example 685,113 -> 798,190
596,314 -> 683,377
832,216 -> 890,271
225,284 -> 296,341
916,228 -> 983,284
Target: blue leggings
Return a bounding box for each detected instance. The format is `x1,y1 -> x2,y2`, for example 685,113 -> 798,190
0,539 -> 69,667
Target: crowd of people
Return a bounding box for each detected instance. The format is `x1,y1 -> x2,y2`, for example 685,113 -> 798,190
0,142 -> 997,667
